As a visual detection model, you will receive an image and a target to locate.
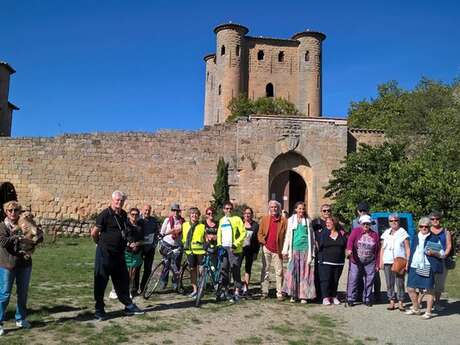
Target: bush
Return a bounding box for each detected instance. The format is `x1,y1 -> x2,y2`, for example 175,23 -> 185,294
227,96 -> 302,122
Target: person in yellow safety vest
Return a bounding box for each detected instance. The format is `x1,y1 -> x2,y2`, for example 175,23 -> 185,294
217,201 -> 246,302
182,207 -> 206,299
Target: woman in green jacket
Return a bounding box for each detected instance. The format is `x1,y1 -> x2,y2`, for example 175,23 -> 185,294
182,207 -> 206,299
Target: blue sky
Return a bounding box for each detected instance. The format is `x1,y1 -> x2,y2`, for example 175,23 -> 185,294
2,0 -> 459,137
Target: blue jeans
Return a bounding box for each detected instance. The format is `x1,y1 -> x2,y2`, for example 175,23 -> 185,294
0,265 -> 32,323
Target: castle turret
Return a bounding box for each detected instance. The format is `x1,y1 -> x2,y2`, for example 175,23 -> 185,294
213,23 -> 248,123
292,31 -> 326,117
203,54 -> 216,126
0,62 -> 19,136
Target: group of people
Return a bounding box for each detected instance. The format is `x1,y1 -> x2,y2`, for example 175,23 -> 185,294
90,192 -> 454,319
0,191 -> 454,335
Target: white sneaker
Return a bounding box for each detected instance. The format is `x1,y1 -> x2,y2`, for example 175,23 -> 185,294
405,307 -> 421,315
109,290 -> 118,300
0,325 -> 4,336
322,298 -> 331,305
332,297 -> 341,305
16,319 -> 31,329
290,297 -> 296,303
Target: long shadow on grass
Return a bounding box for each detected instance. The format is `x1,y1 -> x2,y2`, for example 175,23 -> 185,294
29,305 -> 84,316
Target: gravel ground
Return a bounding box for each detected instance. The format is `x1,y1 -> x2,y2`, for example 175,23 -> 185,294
330,267 -> 460,345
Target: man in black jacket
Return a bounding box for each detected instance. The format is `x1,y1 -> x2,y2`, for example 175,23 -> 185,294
91,190 -> 144,321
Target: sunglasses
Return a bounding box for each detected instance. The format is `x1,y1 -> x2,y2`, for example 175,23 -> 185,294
430,218 -> 440,221
362,223 -> 371,226
206,212 -> 213,215
389,219 -> 399,223
6,208 -> 20,213
322,209 -> 332,213
419,225 -> 429,228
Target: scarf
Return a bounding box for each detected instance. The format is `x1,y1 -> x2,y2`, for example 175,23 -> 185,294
411,232 -> 430,269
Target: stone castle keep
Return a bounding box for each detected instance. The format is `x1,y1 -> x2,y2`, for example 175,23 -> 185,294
0,24 -> 384,227
204,24 -> 324,124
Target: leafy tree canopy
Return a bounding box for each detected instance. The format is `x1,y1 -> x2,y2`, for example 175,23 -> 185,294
327,78 -> 460,243
226,95 -> 302,122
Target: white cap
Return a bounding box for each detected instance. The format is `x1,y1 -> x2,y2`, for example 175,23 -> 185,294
359,214 -> 372,224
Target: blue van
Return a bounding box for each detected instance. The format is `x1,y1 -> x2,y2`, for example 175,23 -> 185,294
370,211 -> 416,244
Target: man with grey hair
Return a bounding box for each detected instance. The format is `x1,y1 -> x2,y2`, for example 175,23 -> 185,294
257,200 -> 287,300
91,190 -> 143,321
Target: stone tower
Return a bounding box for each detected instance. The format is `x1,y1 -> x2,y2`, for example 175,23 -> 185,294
0,62 -> 19,136
204,24 -> 326,125
292,31 -> 325,117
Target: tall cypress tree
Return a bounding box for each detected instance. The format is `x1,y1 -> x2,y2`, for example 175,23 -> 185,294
212,157 -> 229,210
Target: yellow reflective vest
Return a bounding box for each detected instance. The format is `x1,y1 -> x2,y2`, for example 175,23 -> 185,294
181,222 -> 206,255
217,216 -> 246,254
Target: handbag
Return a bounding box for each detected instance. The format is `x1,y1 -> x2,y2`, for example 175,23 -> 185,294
445,256 -> 456,270
391,257 -> 407,275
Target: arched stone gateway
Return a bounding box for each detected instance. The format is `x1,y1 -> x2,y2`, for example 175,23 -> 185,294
268,152 -> 312,215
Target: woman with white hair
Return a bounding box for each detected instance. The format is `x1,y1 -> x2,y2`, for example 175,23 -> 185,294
282,201 -> 316,303
380,213 -> 410,311
406,217 -> 444,319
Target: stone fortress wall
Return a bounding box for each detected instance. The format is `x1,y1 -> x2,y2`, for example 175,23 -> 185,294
0,115 -> 376,227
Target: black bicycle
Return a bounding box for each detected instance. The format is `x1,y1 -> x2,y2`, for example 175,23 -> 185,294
143,241 -> 191,299
195,247 -> 223,307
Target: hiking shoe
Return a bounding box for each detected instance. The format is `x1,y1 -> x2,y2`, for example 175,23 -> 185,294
94,310 -> 108,321
322,298 -> 331,306
124,303 -> 144,316
332,297 -> 341,305
15,320 -> 31,329
109,290 -> 118,300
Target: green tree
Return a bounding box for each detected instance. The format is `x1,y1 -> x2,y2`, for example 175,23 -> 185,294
211,157 -> 230,211
226,96 -> 302,122
328,77 -> 460,241
324,143 -> 406,225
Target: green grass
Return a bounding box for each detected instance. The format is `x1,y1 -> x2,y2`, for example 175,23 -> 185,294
445,258 -> 460,298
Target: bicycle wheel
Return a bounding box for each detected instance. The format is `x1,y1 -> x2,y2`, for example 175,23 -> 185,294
143,261 -> 165,299
178,261 -> 191,294
195,267 -> 208,307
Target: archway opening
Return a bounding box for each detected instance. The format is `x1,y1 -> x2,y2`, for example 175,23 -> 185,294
269,170 -> 306,214
268,152 -> 311,215
0,181 -> 17,220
